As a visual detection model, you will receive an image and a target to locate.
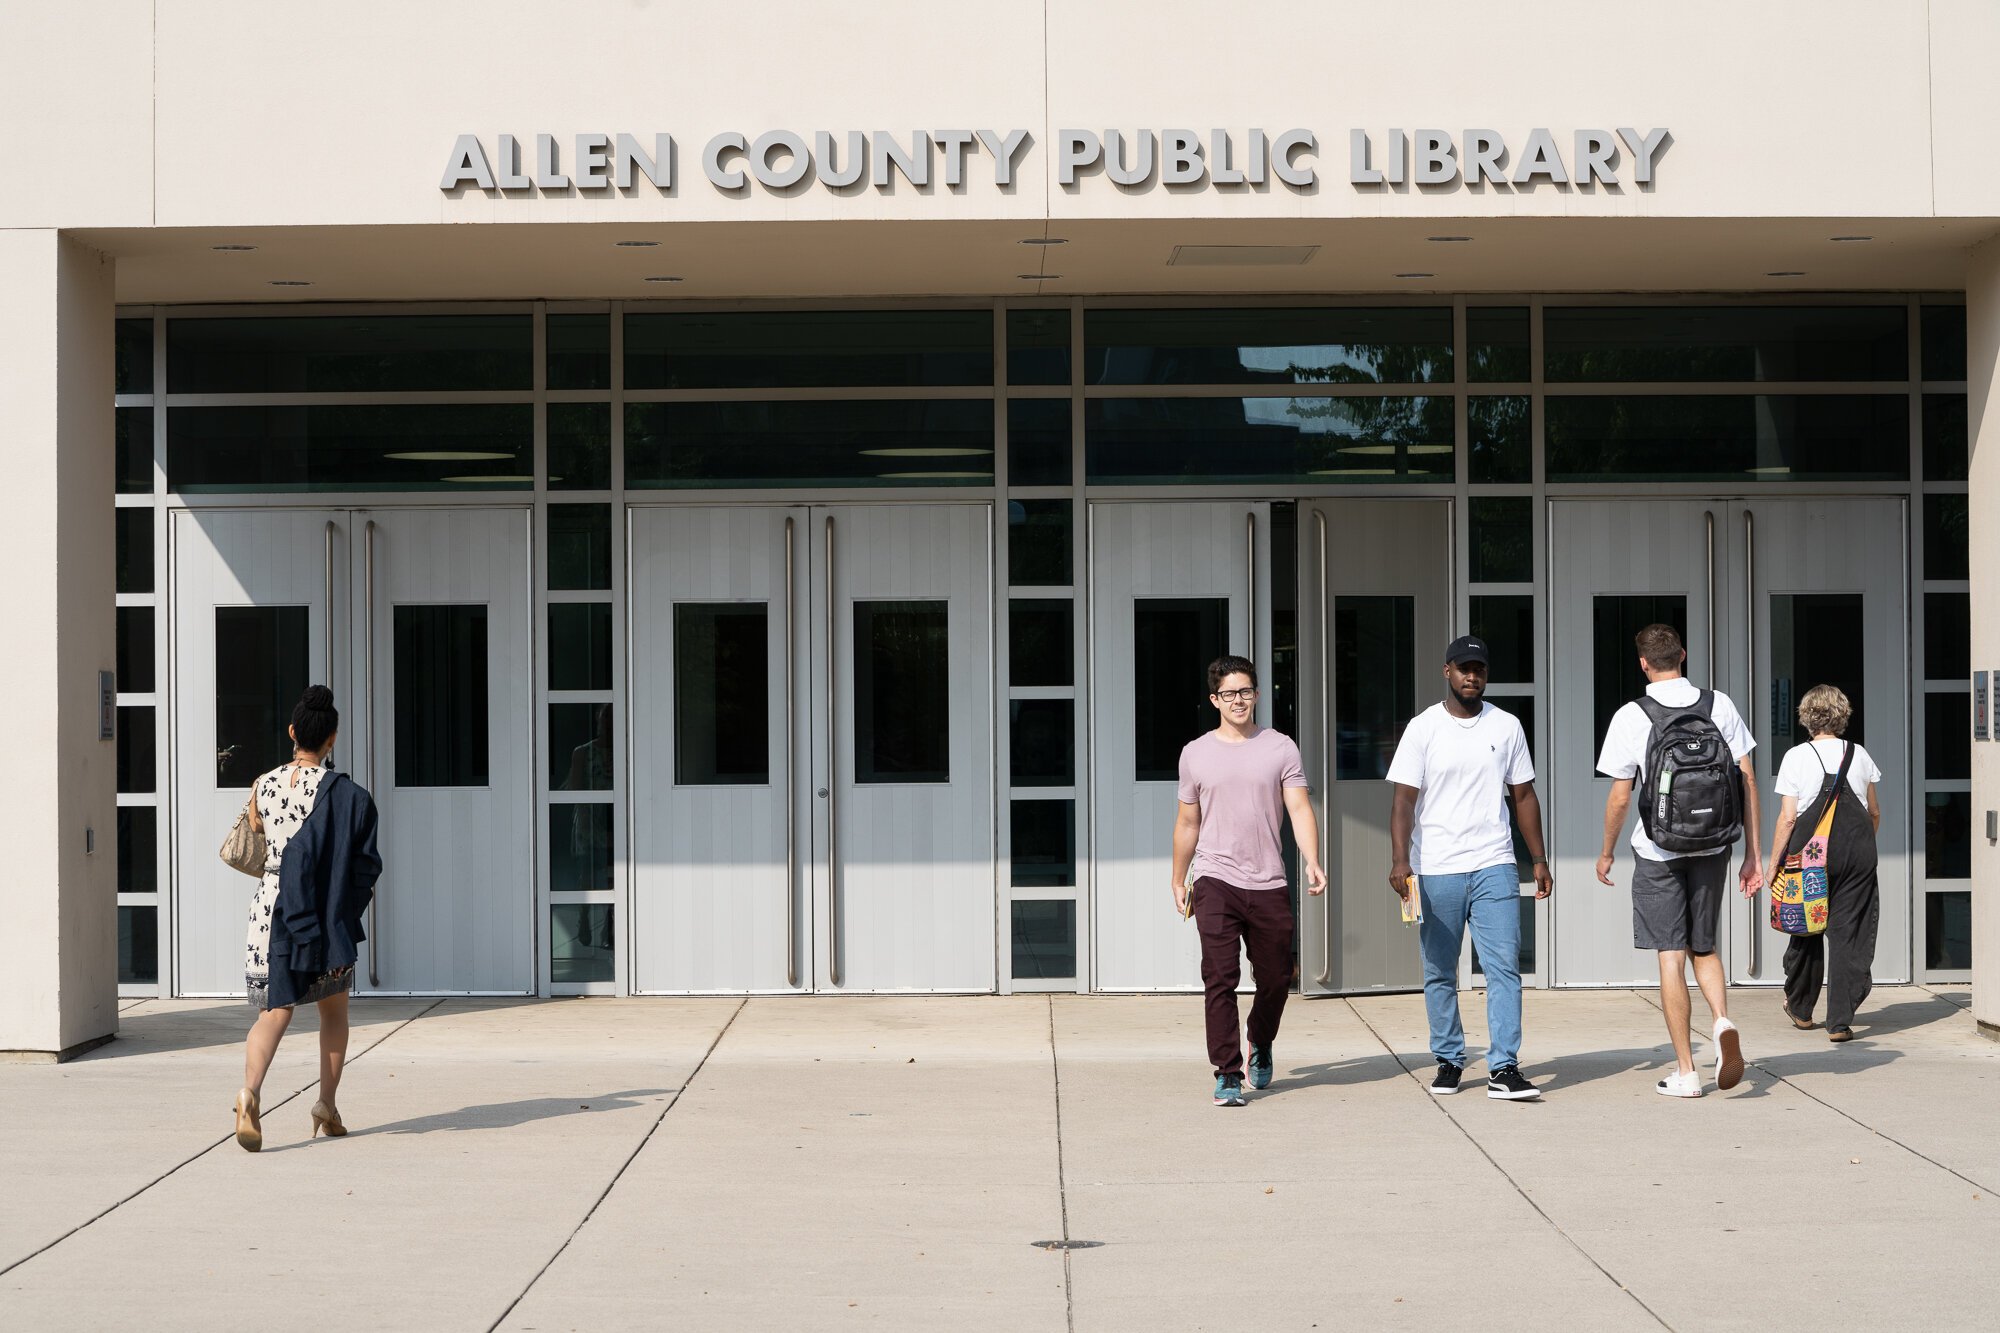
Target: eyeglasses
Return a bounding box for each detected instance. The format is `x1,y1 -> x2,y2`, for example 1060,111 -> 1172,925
1212,688 -> 1258,703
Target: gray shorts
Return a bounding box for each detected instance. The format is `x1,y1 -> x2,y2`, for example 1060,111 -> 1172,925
1631,853 -> 1728,954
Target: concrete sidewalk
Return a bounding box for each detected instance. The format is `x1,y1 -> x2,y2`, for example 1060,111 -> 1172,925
1,987 -> 1992,1331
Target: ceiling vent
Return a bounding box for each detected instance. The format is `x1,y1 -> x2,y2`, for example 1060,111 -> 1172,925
1167,244 -> 1319,267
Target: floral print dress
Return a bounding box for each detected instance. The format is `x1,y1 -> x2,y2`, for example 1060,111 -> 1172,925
244,762 -> 326,1009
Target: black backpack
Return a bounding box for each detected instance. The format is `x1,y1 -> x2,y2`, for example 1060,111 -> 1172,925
1636,690 -> 1744,853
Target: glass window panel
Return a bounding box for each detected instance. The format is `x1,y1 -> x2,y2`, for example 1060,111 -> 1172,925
1086,308 -> 1452,385
552,703 -> 614,790
1334,597 -> 1415,780
551,804 -> 613,893
1134,599 -> 1229,781
1087,395 -> 1454,485
549,402 -> 613,491
1470,898 -> 1536,975
1922,305 -> 1967,381
625,310 -> 991,389
854,601 -> 949,784
118,904 -> 158,985
117,706 -> 155,794
547,313 -> 611,390
1926,792 -> 1970,880
1468,307 -> 1531,382
1469,395 -> 1531,484
1925,592 -> 1969,680
214,606 -> 309,787
1489,695 -> 1537,768
1923,394 -> 1968,482
674,603 -> 769,785
167,315 -> 532,393
1545,395 -> 1908,483
1924,494 -> 1969,582
1009,499 -> 1072,587
550,903 -> 615,983
1469,595 -> 1534,683
1925,693 -> 1970,781
116,507 -> 152,593
115,318 -> 153,394
169,404 -> 534,493
1011,799 -> 1076,888
1008,309 -> 1071,386
117,807 -> 157,894
116,407 -> 154,494
1543,306 -> 1907,381
625,399 -> 992,489
394,605 -> 489,788
1592,596 -> 1687,763
1770,594 -> 1865,750
1009,599 -> 1074,687
1926,891 -> 1973,969
548,504 -> 613,591
549,602 -> 613,691
117,606 -> 155,694
1011,899 -> 1077,979
1469,497 -> 1533,584
1010,699 -> 1075,787
1007,398 -> 1072,487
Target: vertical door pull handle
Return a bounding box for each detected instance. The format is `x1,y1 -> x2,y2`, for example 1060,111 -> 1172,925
322,520 -> 337,686
825,515 -> 842,988
1246,510 -> 1258,704
1313,508 -> 1332,987
784,516 -> 799,988
364,519 -> 380,989
1743,507 -> 1760,975
1703,510 -> 1717,684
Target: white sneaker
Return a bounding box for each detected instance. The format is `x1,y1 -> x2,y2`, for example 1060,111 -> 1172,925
1712,1018 -> 1745,1091
1655,1070 -> 1703,1098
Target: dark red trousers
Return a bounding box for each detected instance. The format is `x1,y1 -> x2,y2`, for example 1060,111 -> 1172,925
1191,876 -> 1295,1076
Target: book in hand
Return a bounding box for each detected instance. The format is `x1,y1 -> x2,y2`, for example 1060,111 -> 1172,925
1180,881 -> 1196,919
1400,875 -> 1423,925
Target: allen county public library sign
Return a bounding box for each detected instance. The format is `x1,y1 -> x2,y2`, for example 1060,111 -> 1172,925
440,127 -> 1672,194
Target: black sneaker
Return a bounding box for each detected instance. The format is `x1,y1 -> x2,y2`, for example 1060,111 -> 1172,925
1430,1060 -> 1464,1095
1487,1065 -> 1541,1101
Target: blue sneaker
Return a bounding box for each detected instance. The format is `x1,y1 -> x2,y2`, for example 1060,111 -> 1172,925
1212,1074 -> 1246,1107
1248,1044 -> 1274,1090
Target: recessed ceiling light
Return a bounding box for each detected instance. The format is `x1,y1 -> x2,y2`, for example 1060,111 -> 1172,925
1018,274 -> 1061,280
1830,236 -> 1873,243
1020,237 -> 1069,245
644,276 -> 683,283
211,244 -> 258,252
1426,236 -> 1473,243
1767,271 -> 1806,277
1394,272 -> 1435,279
268,280 -> 312,286
614,240 -> 660,248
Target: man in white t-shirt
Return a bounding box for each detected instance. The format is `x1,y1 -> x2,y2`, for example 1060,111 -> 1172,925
1387,635 -> 1552,1101
1594,623 -> 1763,1099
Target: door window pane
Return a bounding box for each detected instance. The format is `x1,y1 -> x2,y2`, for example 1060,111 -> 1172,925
1334,597 -> 1415,780
552,703 -> 614,790
1008,309 -> 1071,386
1087,396 -> 1454,485
1134,598 -> 1228,781
548,402 -> 612,491
1925,592 -> 1968,680
116,508 -> 153,593
115,318 -> 153,394
1086,307 -> 1453,385
117,606 -> 155,693
1921,305 -> 1967,381
1924,495 -> 1969,581
117,707 -> 155,794
551,804 -> 613,893
1468,307 -> 1531,382
169,404 -> 534,492
1011,800 -> 1076,887
1544,306 -> 1907,381
394,605 -> 490,787
1488,696 -> 1536,768
549,504 -> 613,590
1925,792 -> 1970,879
1009,600 -> 1074,687
1545,395 -> 1908,483
1770,594 -> 1865,749
550,602 -> 614,690
1470,497 -> 1533,584
625,399 -> 992,489
118,905 -> 158,985
1011,899 -> 1077,979
167,315 -> 532,393
1008,398 -> 1072,486
1469,395 -> 1531,484
854,601 -> 949,783
625,310 -> 992,389
547,313 -> 611,390
550,903 -> 615,983
1470,595 -> 1533,683
1011,700 -> 1075,787
1009,500 -> 1072,586
675,603 -> 769,785
1926,891 -> 1972,969
214,606 -> 309,787
116,407 -> 154,494
1925,693 -> 1970,781
117,807 -> 157,893
1591,596 -> 1688,763
1923,394 -> 1968,481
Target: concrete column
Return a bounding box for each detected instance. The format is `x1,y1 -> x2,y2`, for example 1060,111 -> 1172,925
1971,236 -> 2000,1039
0,231 -> 118,1059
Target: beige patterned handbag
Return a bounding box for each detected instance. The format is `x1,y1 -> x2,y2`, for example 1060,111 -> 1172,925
219,799 -> 267,877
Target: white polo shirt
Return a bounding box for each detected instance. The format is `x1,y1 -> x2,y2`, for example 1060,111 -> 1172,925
1595,678 -> 1755,862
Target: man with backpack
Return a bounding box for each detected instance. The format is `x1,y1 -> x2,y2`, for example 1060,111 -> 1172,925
1595,624 -> 1763,1098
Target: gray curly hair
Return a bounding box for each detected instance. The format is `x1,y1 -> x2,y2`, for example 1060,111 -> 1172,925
1797,684 -> 1852,737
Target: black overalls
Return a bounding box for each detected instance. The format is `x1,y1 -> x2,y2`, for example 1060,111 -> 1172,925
1780,743 -> 1880,1032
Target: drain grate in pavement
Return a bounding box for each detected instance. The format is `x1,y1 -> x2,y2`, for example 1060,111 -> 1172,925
1031,1239 -> 1104,1251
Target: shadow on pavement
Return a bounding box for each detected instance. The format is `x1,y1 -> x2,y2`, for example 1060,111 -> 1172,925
1273,1051 -> 1428,1093
324,1088 -> 676,1142
76,996 -> 544,1059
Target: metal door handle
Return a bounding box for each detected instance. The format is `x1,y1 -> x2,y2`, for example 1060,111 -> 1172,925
1313,507 -> 1332,987
1703,510 -> 1717,683
1743,507 -> 1759,974
825,515 -> 841,987
784,516 -> 799,988
323,520 -> 337,685
364,518 -> 380,988
1245,510 -> 1257,686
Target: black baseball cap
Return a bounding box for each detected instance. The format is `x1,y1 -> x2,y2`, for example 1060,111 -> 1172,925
1444,635 -> 1490,666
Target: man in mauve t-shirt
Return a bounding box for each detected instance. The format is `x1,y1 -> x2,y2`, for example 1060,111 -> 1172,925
1172,654 -> 1327,1107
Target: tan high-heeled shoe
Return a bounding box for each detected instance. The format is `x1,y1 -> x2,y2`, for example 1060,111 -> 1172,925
309,1100 -> 347,1139
233,1089 -> 262,1152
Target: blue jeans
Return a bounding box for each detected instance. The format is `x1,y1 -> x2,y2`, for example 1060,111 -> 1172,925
1418,863 -> 1523,1070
